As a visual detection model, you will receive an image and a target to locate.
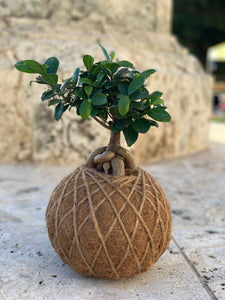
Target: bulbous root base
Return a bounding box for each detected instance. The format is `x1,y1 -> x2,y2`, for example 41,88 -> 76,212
86,145 -> 136,176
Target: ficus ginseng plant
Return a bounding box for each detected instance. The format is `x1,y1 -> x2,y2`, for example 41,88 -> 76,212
15,44 -> 171,176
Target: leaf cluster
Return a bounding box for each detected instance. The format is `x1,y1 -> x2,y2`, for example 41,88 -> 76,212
14,44 -> 171,147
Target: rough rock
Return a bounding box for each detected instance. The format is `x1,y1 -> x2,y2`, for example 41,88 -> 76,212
0,0 -> 212,165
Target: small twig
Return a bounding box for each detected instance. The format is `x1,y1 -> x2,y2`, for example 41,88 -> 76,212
93,117 -> 110,130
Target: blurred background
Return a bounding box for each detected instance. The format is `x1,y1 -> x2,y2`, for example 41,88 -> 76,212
0,0 -> 224,166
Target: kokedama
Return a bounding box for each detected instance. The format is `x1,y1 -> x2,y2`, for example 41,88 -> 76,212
15,44 -> 172,279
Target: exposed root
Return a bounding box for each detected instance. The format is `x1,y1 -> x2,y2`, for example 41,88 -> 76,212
86,144 -> 136,176
94,151 -> 116,164
107,145 -> 136,170
86,147 -> 106,168
111,156 -> 125,176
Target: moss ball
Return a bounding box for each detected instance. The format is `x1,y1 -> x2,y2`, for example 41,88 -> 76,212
46,166 -> 172,279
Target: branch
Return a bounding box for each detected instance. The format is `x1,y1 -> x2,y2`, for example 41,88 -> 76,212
93,117 -> 110,130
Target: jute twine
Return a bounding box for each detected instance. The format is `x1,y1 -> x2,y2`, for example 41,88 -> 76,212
46,166 -> 172,279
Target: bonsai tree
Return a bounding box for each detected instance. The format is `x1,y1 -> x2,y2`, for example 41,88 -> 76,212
15,44 -> 170,176
14,44 -> 172,279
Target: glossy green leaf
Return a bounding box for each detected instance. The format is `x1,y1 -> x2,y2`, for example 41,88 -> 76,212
141,69 -> 156,78
41,90 -> 55,101
91,93 -> 107,105
110,51 -> 116,61
130,89 -> 149,101
48,99 -> 61,106
44,57 -> 59,74
96,109 -> 107,120
79,78 -> 96,86
75,87 -> 86,98
15,60 -> 47,75
118,95 -> 130,116
128,75 -> 145,95
79,99 -> 92,120
41,74 -> 58,87
104,62 -> 119,73
117,83 -> 128,95
99,43 -> 110,61
147,108 -> 171,122
114,118 -> 132,130
72,68 -> 80,84
132,118 -> 150,133
110,125 -> 121,133
149,120 -> 159,128
149,91 -> 163,104
117,60 -> 134,68
90,105 -> 98,117
152,98 -> 164,105
83,55 -> 94,71
123,125 -> 138,147
54,102 -> 64,121
60,78 -> 72,90
115,68 -> 129,77
96,71 -> 105,83
132,101 -> 146,111
84,85 -> 93,96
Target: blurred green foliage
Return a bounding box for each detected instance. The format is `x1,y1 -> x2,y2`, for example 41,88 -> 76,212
173,0 -> 225,66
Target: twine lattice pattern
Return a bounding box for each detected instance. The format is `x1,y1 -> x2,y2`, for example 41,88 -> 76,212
46,166 -> 172,279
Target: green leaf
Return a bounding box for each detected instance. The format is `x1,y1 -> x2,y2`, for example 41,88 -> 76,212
110,125 -> 121,133
118,95 -> 130,116
115,68 -> 129,77
96,71 -> 105,83
149,120 -> 159,128
114,118 -> 132,130
84,85 -> 93,96
75,87 -> 86,98
147,108 -> 171,122
123,125 -> 138,147
83,55 -> 94,71
48,99 -> 61,106
41,90 -> 55,101
60,77 -> 72,90
91,93 -> 107,105
149,91 -> 163,104
15,60 -> 47,75
90,105 -> 98,117
132,101 -> 146,111
72,68 -> 80,84
132,118 -> 150,133
117,83 -> 128,95
128,75 -> 145,95
79,78 -> 96,86
117,60 -> 134,68
152,98 -> 164,105
96,109 -> 107,120
63,104 -> 69,112
130,89 -> 149,101
110,51 -> 116,61
79,99 -> 92,120
141,69 -> 156,78
104,62 -> 119,73
99,43 -> 111,61
54,102 -> 64,121
41,74 -> 58,87
44,57 -> 59,74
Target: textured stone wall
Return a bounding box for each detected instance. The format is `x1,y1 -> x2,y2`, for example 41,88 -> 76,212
0,0 -> 212,165
0,0 -> 172,33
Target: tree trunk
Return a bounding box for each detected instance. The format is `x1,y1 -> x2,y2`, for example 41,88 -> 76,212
109,132 -> 120,146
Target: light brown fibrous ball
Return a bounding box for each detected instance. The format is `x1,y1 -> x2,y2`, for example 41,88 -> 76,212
46,166 -> 172,279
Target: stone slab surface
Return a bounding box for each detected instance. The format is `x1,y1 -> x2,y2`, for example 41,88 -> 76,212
1,143 -> 225,299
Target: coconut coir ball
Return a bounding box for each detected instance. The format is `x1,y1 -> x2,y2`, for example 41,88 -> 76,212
46,166 -> 172,279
